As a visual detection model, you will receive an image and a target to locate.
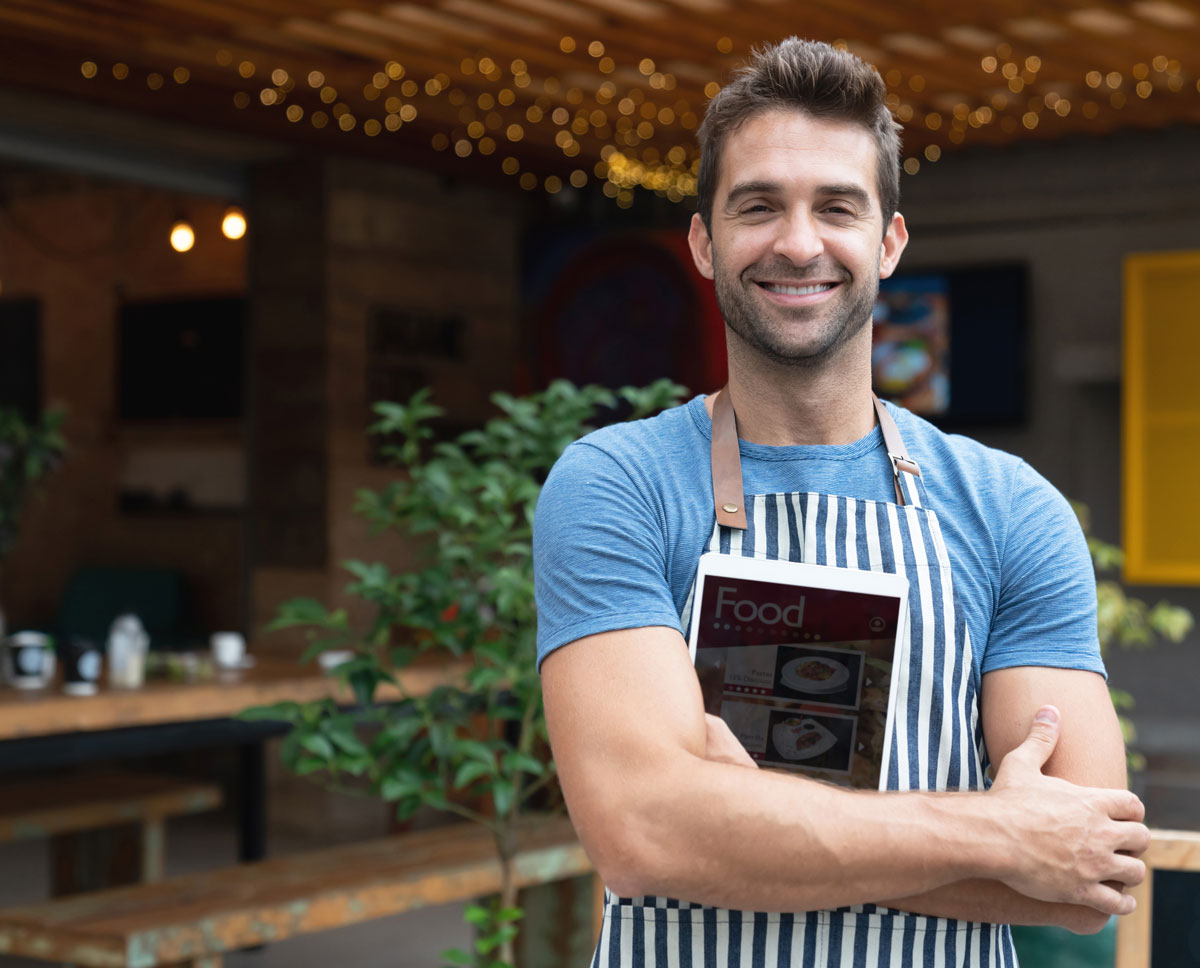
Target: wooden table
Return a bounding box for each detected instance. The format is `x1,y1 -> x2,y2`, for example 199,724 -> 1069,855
0,652 -> 466,741
0,651 -> 466,864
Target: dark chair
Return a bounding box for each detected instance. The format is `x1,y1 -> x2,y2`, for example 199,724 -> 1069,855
55,566 -> 187,648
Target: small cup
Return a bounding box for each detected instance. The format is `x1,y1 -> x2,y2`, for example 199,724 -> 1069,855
210,632 -> 247,669
63,635 -> 102,696
4,631 -> 55,690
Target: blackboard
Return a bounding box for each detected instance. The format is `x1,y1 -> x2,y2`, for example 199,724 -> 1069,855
0,298 -> 40,420
1153,869 -> 1200,965
1116,831 -> 1200,968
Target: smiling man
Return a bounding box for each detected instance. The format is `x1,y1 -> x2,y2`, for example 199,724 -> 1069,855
534,38 -> 1147,967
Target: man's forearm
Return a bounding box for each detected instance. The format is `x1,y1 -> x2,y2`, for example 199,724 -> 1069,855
883,880 -> 1111,935
597,754 -> 1013,911
546,632 -> 1147,919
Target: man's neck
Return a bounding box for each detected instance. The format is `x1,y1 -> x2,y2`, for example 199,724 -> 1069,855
709,341 -> 876,447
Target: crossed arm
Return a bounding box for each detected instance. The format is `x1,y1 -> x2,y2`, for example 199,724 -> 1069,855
542,624 -> 1148,933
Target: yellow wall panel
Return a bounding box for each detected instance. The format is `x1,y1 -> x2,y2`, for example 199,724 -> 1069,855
1123,250 -> 1200,584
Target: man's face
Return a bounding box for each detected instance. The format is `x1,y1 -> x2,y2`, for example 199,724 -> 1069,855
688,108 -> 908,369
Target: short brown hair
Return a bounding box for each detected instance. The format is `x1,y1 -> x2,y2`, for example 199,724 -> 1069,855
696,38 -> 902,231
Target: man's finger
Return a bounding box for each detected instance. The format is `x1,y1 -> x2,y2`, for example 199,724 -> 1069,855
1101,790 -> 1147,824
1102,854 -> 1147,889
1080,882 -> 1137,917
1000,705 -> 1061,773
1108,818 -> 1152,857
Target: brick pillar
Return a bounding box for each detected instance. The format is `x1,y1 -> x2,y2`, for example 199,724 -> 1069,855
246,162 -> 329,615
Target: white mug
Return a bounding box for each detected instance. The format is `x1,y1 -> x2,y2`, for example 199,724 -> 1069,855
210,632 -> 246,669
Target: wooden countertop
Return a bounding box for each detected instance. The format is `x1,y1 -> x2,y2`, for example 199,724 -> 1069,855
0,652 -> 467,741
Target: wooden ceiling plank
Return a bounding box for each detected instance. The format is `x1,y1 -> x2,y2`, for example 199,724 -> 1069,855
962,0 -> 1197,70
438,0 -> 554,37
0,0 -> 1195,189
485,0 -> 720,66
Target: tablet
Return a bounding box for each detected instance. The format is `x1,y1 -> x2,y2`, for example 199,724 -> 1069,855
688,553 -> 910,791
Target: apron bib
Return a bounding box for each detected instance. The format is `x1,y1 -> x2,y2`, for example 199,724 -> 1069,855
590,390 -> 1018,968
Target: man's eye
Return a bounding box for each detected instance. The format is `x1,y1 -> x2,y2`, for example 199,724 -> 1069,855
825,205 -> 854,216
741,203 -> 772,214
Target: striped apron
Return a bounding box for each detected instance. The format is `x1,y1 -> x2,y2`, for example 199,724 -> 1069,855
590,390 -> 1018,967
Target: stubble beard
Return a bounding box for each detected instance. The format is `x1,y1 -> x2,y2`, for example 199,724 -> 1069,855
713,252 -> 880,369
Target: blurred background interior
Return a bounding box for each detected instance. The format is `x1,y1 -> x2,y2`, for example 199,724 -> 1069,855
0,1 -> 1198,966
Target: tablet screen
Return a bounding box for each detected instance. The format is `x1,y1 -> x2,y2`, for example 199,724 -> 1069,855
691,562 -> 906,790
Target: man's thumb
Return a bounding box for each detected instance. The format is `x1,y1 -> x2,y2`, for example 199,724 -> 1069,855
1011,705 -> 1061,770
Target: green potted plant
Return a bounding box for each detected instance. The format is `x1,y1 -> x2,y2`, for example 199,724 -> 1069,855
0,407 -> 67,639
1009,503 -> 1193,966
243,378 -> 686,967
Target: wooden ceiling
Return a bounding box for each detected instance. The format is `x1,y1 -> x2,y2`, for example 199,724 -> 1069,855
0,0 -> 1197,203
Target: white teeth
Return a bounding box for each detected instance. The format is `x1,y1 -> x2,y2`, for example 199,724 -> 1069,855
763,282 -> 835,296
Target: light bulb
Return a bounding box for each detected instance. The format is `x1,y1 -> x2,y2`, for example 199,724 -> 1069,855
221,207 -> 247,240
170,220 -> 195,252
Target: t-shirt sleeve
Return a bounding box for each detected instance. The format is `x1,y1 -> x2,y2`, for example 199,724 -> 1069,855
534,441 -> 683,670
982,460 -> 1105,677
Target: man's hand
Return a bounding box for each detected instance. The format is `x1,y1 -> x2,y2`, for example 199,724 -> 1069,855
986,705 -> 1150,915
704,713 -> 759,769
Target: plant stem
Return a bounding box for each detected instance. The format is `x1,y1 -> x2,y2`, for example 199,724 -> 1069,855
516,767 -> 558,808
495,818 -> 518,967
440,799 -> 502,835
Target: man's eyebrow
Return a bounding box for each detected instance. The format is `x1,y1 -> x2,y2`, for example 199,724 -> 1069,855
723,181 -> 874,210
817,184 -> 873,209
724,180 -> 782,205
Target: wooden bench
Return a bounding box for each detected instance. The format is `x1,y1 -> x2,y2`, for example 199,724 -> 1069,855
0,814 -> 593,967
0,772 -> 223,885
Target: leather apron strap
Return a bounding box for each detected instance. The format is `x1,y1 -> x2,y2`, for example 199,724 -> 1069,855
709,387 -> 921,530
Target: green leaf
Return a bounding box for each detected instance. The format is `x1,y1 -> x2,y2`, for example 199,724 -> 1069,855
440,948 -> 474,966
380,773 -> 424,802
268,598 -> 331,630
429,721 -> 454,758
491,779 -> 515,817
300,734 -> 335,760
293,756 -> 326,776
455,739 -> 496,765
501,751 -> 545,777
328,725 -> 368,757
237,701 -> 301,723
463,904 -> 492,926
453,760 -> 493,789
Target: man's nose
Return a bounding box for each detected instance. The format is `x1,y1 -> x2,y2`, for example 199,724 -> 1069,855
772,210 -> 824,266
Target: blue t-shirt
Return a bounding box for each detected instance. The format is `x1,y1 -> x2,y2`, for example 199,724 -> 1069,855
534,395 -> 1103,682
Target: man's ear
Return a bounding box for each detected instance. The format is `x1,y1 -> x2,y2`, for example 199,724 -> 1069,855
878,212 -> 909,280
688,212 -> 715,280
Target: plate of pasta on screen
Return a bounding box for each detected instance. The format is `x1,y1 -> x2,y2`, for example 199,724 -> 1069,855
780,655 -> 850,694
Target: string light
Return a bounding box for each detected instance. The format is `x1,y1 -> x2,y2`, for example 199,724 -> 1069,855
221,207 -> 247,240
169,220 -> 195,253
63,35 -> 1198,205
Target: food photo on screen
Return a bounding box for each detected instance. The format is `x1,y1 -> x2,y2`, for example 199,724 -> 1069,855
772,645 -> 864,709
764,708 -> 856,775
709,682 -> 892,788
